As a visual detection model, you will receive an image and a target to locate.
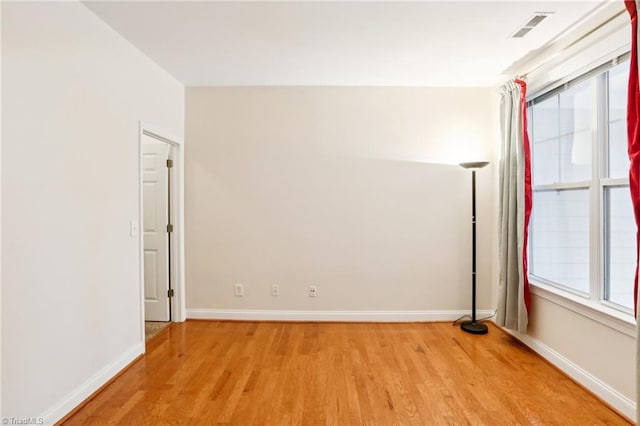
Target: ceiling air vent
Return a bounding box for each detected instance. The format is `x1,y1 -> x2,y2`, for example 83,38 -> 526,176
511,12 -> 553,38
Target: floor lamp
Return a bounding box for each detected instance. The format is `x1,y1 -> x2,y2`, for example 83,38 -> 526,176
459,161 -> 489,335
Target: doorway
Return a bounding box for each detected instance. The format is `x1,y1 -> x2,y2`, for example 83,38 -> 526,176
138,124 -> 184,345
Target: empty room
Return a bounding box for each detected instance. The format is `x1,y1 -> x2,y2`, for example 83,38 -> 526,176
1,0 -> 638,424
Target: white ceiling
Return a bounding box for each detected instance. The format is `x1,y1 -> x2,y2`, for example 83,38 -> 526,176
85,1 -> 610,87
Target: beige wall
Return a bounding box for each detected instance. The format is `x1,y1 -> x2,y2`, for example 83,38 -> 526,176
2,2 -> 184,421
185,87 -> 496,313
527,295 -> 635,401
521,292 -> 636,418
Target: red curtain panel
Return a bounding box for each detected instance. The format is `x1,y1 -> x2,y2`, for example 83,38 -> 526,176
625,0 -> 640,317
515,79 -> 532,313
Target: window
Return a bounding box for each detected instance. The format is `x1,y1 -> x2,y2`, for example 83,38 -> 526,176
528,58 -> 635,312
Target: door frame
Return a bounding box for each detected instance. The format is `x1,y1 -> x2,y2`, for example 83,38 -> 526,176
138,122 -> 186,344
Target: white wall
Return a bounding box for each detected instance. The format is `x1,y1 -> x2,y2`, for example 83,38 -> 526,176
0,2 -> 3,416
1,2 -> 184,422
185,87 -> 496,318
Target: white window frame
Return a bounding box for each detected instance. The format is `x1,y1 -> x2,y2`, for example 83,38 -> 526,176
527,54 -> 635,334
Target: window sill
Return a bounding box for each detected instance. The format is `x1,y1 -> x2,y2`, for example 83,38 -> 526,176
529,281 -> 636,338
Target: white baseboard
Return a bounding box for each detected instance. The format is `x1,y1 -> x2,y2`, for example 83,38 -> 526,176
186,309 -> 493,322
504,328 -> 636,421
41,342 -> 144,425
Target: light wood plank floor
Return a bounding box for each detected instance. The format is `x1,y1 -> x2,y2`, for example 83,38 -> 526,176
61,321 -> 630,425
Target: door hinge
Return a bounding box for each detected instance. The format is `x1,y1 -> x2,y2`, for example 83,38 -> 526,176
168,288 -> 175,298
167,224 -> 173,233
166,159 -> 174,168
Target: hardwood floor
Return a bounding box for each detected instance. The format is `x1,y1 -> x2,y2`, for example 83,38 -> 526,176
61,321 -> 630,425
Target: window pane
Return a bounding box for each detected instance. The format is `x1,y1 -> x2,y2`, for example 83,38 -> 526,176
609,120 -> 629,179
560,79 -> 595,136
531,189 -> 590,293
532,96 -> 559,143
608,62 -> 629,122
560,131 -> 591,182
527,106 -> 533,143
555,79 -> 595,183
605,186 -> 636,309
608,63 -> 630,179
533,138 -> 560,185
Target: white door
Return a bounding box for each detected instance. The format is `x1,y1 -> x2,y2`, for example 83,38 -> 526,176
143,136 -> 172,321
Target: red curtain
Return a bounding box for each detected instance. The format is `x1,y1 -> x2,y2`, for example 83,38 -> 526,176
515,79 -> 532,313
625,1 -> 640,317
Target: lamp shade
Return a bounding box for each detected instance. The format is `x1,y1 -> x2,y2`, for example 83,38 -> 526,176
459,161 -> 490,169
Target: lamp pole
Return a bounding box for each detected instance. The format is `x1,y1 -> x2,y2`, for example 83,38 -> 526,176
459,161 -> 489,335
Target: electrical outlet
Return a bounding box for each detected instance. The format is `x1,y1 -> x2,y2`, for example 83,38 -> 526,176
234,283 -> 244,297
271,285 -> 280,297
309,285 -> 317,297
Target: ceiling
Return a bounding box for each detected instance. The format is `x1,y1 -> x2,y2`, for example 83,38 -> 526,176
85,1 -> 611,87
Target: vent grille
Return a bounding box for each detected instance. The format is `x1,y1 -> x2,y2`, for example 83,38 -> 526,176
512,12 -> 553,38
512,27 -> 533,38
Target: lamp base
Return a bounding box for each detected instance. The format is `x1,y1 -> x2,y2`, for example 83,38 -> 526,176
460,321 -> 488,335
